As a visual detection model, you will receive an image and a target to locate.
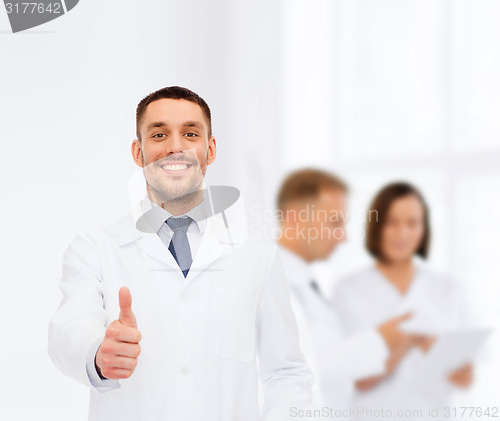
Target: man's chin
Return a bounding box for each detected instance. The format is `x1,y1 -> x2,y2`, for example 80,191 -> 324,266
151,184 -> 202,203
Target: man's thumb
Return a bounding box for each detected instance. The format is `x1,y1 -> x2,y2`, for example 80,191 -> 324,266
119,286 -> 137,328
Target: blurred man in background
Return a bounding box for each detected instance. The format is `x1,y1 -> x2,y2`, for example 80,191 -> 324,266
275,169 -> 427,418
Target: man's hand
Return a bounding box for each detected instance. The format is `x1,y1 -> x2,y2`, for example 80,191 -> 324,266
95,287 -> 142,380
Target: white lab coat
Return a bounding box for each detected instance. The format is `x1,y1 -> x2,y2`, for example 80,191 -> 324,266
48,194 -> 313,421
276,245 -> 389,418
333,263 -> 471,420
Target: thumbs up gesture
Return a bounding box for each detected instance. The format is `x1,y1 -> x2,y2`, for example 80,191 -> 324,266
95,287 -> 142,380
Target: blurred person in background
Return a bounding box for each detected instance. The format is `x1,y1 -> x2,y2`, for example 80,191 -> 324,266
333,182 -> 474,420
275,169 -> 425,418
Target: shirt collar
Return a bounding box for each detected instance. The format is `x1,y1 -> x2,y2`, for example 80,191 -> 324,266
138,194 -> 208,235
276,243 -> 315,290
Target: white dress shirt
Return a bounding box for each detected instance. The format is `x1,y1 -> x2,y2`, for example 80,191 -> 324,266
277,245 -> 389,416
49,192 -> 314,421
333,263 -> 472,420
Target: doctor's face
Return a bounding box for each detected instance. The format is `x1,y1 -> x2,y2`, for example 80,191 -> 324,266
380,194 -> 425,263
282,189 -> 347,262
309,189 -> 347,260
131,98 -> 216,203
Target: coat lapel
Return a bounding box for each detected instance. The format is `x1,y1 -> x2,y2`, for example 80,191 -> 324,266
183,213 -> 234,285
119,193 -> 248,283
118,201 -> 182,275
137,232 -> 182,274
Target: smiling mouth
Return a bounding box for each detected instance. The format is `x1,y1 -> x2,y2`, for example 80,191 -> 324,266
160,161 -> 193,175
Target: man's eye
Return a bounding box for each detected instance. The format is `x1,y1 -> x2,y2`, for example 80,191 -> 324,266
152,133 -> 166,139
185,132 -> 198,137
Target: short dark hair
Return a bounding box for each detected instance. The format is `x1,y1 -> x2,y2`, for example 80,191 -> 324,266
277,168 -> 348,212
135,86 -> 212,140
365,182 -> 430,260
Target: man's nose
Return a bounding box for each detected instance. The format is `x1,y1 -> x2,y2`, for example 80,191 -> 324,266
165,133 -> 187,155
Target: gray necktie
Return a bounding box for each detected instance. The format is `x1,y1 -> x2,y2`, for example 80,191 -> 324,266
310,279 -> 330,305
166,216 -> 193,277
310,279 -> 323,296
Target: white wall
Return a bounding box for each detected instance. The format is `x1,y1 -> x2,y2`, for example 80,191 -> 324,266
283,0 -> 500,410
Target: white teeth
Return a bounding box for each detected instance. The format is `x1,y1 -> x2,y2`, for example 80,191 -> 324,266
163,164 -> 188,171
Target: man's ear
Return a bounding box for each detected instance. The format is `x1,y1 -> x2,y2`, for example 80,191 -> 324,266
131,139 -> 144,167
207,136 -> 217,165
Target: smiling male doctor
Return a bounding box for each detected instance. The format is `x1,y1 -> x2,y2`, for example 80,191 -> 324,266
48,86 -> 313,421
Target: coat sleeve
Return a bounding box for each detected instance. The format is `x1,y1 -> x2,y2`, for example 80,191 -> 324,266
47,229 -> 120,393
256,244 -> 314,421
317,329 -> 389,385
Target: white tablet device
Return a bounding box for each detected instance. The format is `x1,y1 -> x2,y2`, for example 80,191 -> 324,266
411,328 -> 491,395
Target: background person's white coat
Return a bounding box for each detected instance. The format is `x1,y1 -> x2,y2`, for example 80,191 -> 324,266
277,244 -> 388,418
332,263 -> 481,420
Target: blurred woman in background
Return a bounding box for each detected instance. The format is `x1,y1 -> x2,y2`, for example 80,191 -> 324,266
333,182 -> 473,420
